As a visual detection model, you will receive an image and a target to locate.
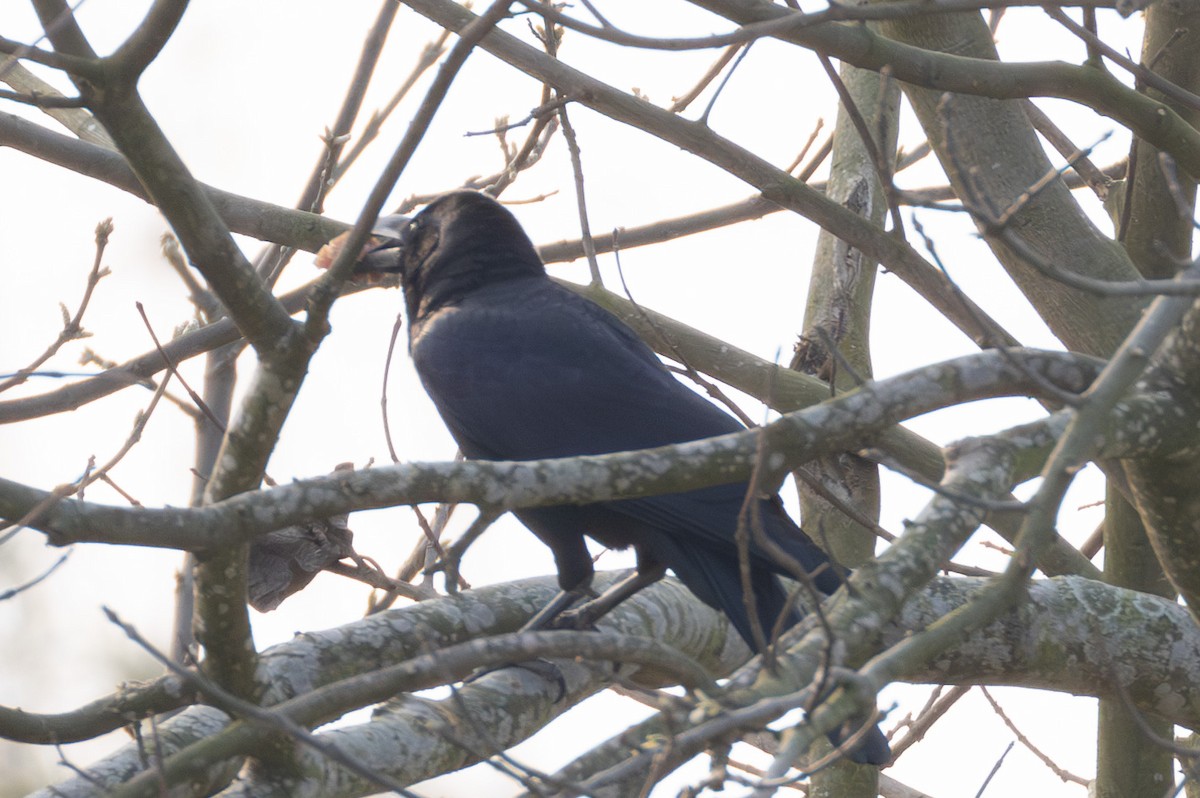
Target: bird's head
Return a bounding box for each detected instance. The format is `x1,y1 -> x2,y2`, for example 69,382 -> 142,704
355,190 -> 545,322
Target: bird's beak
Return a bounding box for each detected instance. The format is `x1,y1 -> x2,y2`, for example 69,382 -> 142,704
355,213 -> 411,275
315,214 -> 412,276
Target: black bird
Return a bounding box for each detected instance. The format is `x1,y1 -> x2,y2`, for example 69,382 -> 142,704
359,190 -> 889,765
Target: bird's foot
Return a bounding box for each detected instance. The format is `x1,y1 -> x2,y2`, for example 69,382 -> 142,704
549,603 -> 602,632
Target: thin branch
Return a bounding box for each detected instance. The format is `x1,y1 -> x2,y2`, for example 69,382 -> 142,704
1046,6 -> 1200,113
974,742 -> 1016,798
0,87 -> 85,107
429,508 -> 500,596
886,685 -> 971,760
107,0 -> 188,80
110,629 -> 716,798
696,40 -> 754,126
407,0 -> 1027,350
333,30 -> 452,182
980,687 -> 1089,785
668,43 -> 742,113
0,217 -> 111,394
516,0 -> 1128,53
5,348 -> 1100,550
0,15 -> 102,79
103,607 -> 425,798
134,303 -> 225,432
0,551 -> 71,600
557,102 -> 602,285
1023,99 -> 1111,199
304,0 -> 520,326
817,52 -> 905,238
613,244 -> 756,429
295,0 -> 398,217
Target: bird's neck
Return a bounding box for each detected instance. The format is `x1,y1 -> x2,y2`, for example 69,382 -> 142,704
408,249 -> 542,322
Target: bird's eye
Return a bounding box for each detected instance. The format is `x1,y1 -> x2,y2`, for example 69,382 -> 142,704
400,216 -> 424,245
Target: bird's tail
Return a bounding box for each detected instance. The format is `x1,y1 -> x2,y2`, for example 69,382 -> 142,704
660,535 -> 892,766
654,535 -> 791,650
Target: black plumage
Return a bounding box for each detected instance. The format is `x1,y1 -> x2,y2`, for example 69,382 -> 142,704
362,190 -> 888,765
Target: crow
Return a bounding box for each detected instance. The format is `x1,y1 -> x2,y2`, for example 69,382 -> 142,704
357,190 -> 889,765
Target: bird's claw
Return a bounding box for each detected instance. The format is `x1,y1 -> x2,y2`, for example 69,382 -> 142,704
549,605 -> 600,632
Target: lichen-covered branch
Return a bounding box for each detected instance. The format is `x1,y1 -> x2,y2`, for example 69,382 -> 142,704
30,572 -> 1200,798
1,349 -> 1098,550
566,426 -> 1017,792
29,576 -> 746,798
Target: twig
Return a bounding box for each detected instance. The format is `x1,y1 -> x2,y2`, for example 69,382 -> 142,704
333,30 -> 453,182
0,218 -> 111,394
1022,100 -> 1111,199
887,685 -> 970,760
380,312 -> 406,464
612,241 -> 756,429
325,559 -> 431,602
1046,6 -> 1200,114
980,687 -> 1088,785
786,119 -> 826,175
557,102 -> 602,285
134,303 -> 225,431
7,354 -> 173,537
697,41 -> 754,126
0,551 -> 71,600
867,447 -> 1027,513
974,741 -> 1015,798
429,508 -> 500,595
298,0 -> 399,217
817,52 -> 905,238
1157,152 -> 1197,226
668,43 -> 742,113
534,10 -> 602,286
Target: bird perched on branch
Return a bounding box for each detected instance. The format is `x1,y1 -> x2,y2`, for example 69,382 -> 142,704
352,190 -> 889,765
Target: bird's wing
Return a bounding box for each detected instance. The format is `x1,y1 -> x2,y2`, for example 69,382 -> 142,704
411,278 -> 745,462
